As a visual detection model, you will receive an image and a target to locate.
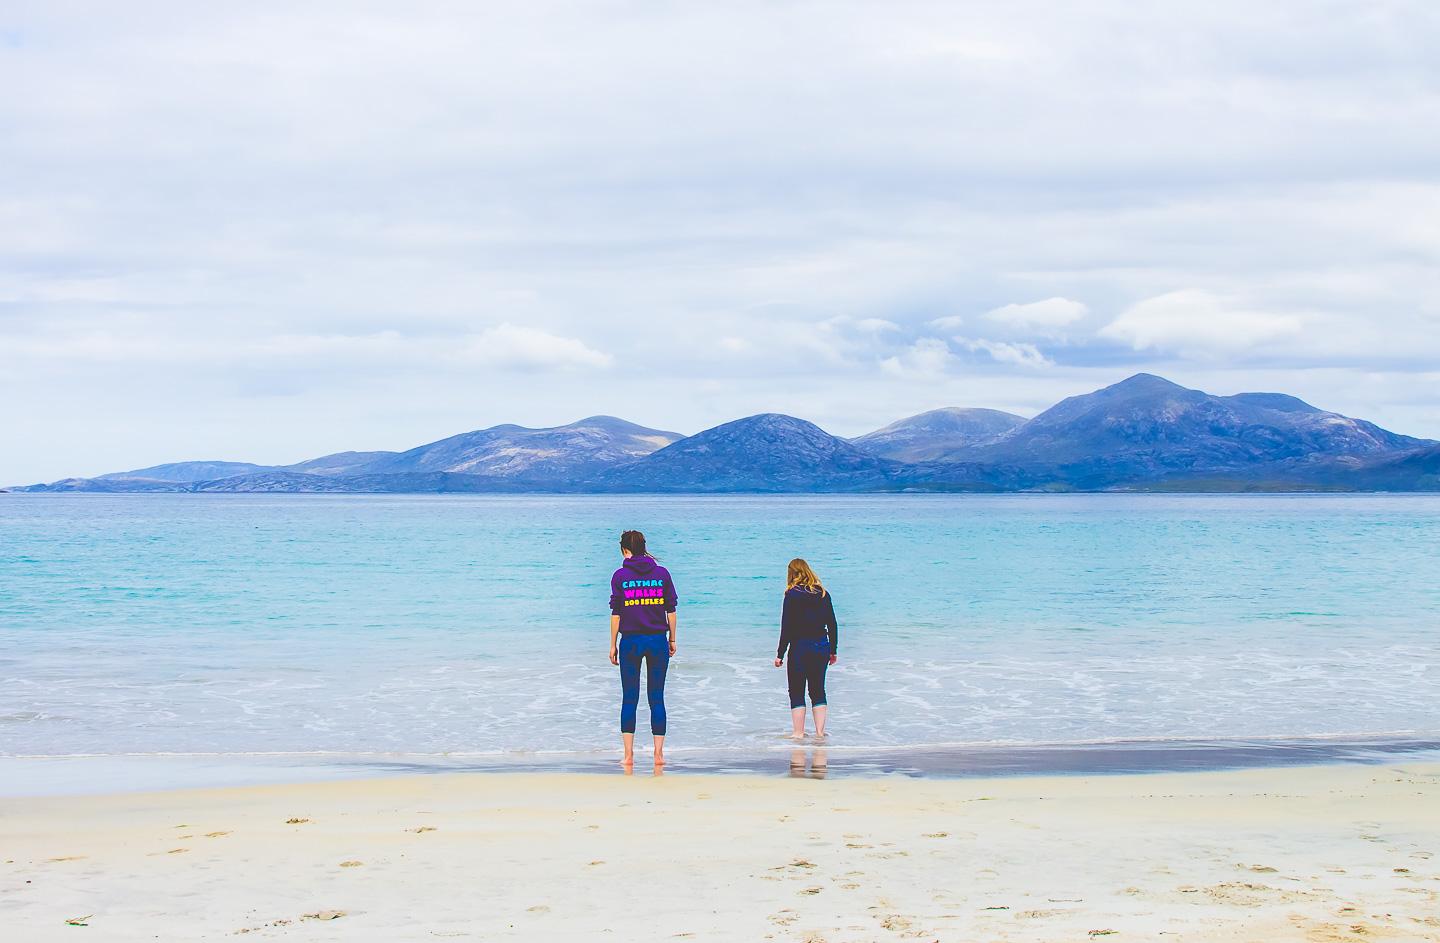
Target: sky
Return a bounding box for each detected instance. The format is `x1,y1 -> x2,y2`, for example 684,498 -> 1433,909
3,1 -> 1439,483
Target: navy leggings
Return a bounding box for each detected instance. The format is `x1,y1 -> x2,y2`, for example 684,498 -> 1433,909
618,633 -> 669,735
786,638 -> 830,709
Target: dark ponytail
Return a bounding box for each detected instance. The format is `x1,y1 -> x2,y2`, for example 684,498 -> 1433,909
620,529 -> 652,559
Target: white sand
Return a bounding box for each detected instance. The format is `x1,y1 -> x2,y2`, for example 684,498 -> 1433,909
3,761 -> 1438,941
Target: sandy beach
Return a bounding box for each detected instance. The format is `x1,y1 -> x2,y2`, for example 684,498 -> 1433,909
2,761 -> 1438,942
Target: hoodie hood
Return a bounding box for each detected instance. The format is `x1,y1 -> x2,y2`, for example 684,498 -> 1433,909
622,555 -> 658,576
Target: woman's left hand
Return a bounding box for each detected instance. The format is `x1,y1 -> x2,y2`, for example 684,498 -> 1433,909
669,639 -> 677,656
828,654 -> 838,666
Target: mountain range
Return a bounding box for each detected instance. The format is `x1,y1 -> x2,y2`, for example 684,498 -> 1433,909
9,375 -> 1438,494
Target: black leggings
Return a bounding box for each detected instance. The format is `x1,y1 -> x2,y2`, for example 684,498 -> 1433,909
786,639 -> 830,709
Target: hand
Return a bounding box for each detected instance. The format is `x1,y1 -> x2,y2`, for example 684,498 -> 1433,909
774,658 -> 783,668
668,639 -> 677,656
609,648 -> 618,666
828,654 -> 838,666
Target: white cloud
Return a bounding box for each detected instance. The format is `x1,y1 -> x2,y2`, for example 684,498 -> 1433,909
454,323 -> 612,370
927,314 -> 966,331
984,297 -> 1089,330
1100,289 -> 1304,357
854,317 -> 901,333
880,338 -> 956,378
0,325 -> 612,372
955,337 -> 1053,368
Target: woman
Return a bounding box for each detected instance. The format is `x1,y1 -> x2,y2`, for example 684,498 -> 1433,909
774,558 -> 838,739
608,530 -> 678,767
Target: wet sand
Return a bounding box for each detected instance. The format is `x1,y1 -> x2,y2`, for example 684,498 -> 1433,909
3,761 -> 1438,941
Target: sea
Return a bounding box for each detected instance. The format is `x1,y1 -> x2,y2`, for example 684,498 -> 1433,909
2,493 -> 1438,792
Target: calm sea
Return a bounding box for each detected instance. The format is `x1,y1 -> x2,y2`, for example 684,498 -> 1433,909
1,493 -> 1437,788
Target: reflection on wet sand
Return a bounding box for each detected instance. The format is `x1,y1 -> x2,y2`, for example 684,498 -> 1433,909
789,747 -> 828,779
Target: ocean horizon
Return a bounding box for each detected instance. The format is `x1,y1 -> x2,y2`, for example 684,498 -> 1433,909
3,492 -> 1438,792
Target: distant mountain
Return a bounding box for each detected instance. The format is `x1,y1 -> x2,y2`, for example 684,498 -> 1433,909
1343,444 -> 1440,490
12,416 -> 682,493
852,407 -> 1026,462
921,374 -> 1430,489
285,451 -> 400,476
596,413 -> 901,492
362,416 -> 682,482
96,461 -> 272,483
16,476 -> 190,493
8,378 -> 1436,493
190,472 -> 362,493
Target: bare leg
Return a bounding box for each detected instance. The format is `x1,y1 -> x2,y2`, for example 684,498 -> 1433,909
622,732 -> 635,766
813,704 -> 828,738
653,734 -> 665,766
790,706 -> 806,739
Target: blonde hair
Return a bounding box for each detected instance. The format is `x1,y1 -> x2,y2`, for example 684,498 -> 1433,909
787,558 -> 826,596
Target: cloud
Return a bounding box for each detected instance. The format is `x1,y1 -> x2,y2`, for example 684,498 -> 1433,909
1100,289 -> 1304,357
880,338 -> 956,378
927,314 -> 966,331
955,337 -> 1053,368
454,323 -> 612,370
984,297 -> 1089,330
0,325 -> 612,372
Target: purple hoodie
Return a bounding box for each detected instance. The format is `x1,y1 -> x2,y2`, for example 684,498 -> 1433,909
609,555 -> 678,635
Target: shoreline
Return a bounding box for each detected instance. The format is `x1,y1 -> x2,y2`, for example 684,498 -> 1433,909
4,761 -> 1437,941
5,733 -> 1439,798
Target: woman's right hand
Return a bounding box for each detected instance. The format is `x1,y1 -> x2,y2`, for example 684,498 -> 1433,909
773,658 -> 783,668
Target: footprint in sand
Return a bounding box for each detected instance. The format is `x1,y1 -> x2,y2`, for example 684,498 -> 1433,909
235,917 -> 294,933
286,818 -> 311,825
47,856 -> 86,863
878,914 -> 912,930
408,826 -> 438,833
923,832 -> 948,838
800,887 -> 822,895
1241,864 -> 1279,873
526,905 -> 551,914
204,831 -> 230,838
339,860 -> 363,868
1202,882 -> 1285,907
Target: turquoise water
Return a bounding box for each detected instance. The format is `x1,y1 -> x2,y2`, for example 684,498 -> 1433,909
1,494 -> 1437,770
